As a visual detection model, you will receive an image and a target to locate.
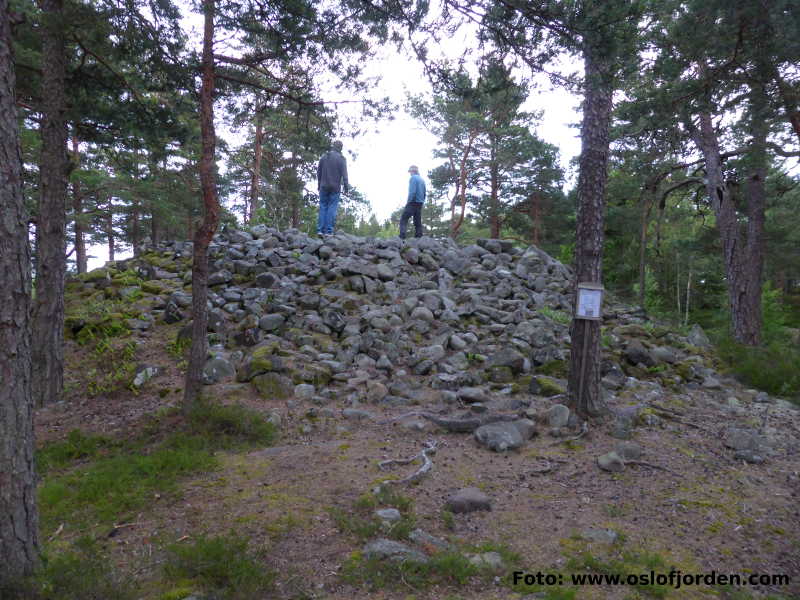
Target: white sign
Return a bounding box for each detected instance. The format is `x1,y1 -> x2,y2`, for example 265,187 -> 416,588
576,284 -> 604,321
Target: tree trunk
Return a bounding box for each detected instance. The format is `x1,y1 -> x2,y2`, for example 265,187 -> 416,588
289,153 -> 300,229
131,199 -> 140,256
0,0 -> 40,578
771,66 -> 800,144
528,192 -> 542,246
183,0 -> 220,412
693,106 -> 765,345
450,132 -> 476,238
567,32 -> 613,419
71,135 -> 87,274
637,182 -> 656,309
248,112 -> 264,224
32,0 -> 68,408
685,261 -> 692,326
106,196 -> 115,262
675,252 -> 681,316
489,140 -> 500,238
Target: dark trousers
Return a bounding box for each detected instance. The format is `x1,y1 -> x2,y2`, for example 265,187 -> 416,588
399,202 -> 423,239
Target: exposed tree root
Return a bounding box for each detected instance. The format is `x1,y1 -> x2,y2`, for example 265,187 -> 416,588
379,440 -> 440,486
649,408 -> 713,433
549,421 -> 589,446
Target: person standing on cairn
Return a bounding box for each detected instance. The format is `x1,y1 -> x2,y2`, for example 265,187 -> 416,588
399,164 -> 426,239
316,140 -> 349,236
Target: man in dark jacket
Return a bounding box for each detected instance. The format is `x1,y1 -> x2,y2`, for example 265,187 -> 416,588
399,164 -> 426,239
316,140 -> 349,235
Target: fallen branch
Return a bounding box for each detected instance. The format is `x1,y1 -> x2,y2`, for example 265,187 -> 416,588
379,440 -> 439,486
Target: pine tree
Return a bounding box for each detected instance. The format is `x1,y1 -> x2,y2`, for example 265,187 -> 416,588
0,0 -> 39,579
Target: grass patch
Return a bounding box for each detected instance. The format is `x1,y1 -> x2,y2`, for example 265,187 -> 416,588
163,533 -> 274,599
167,334 -> 191,360
564,548 -> 671,598
37,430 -> 113,473
38,401 -> 277,533
2,536 -> 136,600
332,487 -> 417,542
441,509 -> 456,531
186,400 -> 277,449
340,550 -> 479,590
39,434 -> 216,531
539,306 -> 572,325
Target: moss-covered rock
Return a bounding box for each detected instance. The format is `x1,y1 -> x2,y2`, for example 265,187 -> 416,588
674,361 -> 697,382
79,268 -> 114,283
141,281 -> 166,295
141,251 -> 179,271
75,316 -> 129,344
237,342 -> 283,382
252,372 -> 292,400
112,270 -> 143,287
532,375 -> 566,397
614,324 -> 651,338
537,359 -> 568,378
486,366 -> 514,384
292,363 -> 332,386
511,375 -> 533,394
311,333 -> 336,353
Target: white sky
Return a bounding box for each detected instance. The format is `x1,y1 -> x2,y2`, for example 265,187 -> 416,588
340,43 -> 582,222
86,9 -> 583,269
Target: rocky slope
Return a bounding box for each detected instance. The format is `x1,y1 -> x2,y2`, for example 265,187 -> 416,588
67,226 -> 793,459
57,227 -> 800,599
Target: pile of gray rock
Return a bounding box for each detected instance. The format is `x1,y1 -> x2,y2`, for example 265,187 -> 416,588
68,226 -> 796,463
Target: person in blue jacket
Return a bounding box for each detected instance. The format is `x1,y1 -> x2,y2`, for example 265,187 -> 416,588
400,164 -> 426,239
316,140 -> 349,236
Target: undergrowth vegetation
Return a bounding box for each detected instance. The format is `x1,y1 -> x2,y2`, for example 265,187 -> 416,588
27,400 -> 277,599
163,533 -> 274,599
711,287 -> 800,401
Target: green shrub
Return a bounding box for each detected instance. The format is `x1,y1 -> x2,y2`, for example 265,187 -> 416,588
163,534 -> 273,598
715,337 -> 800,400
186,400 -> 277,449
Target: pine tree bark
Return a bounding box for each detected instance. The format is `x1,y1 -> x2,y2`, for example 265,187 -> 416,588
692,106 -> 765,346
32,0 -> 68,407
71,135 -> 87,274
248,112 -> 263,224
106,195 -> 115,261
637,180 -> 657,309
567,33 -> 613,419
183,0 -> 220,412
0,0 -> 40,578
529,191 -> 542,246
489,139 -> 500,238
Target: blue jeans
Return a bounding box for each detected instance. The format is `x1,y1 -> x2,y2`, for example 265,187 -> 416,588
317,189 -> 340,234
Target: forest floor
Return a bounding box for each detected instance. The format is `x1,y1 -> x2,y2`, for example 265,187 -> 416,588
34,324 -> 800,600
